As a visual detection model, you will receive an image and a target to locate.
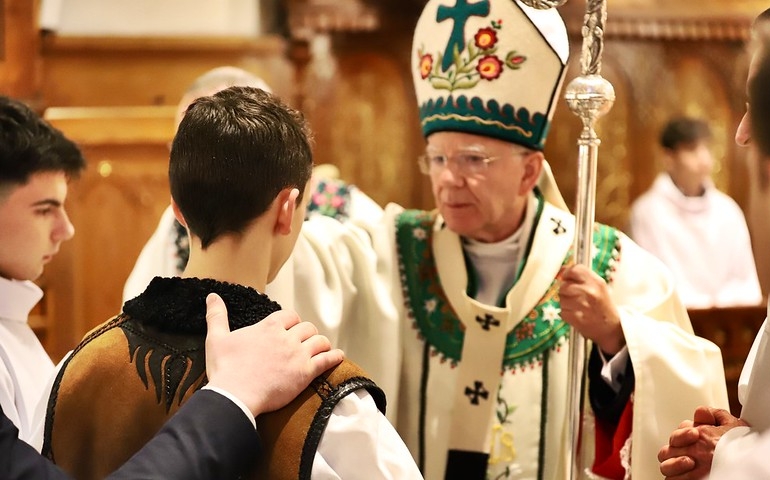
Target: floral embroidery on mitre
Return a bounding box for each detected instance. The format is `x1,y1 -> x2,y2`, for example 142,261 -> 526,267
416,19 -> 528,92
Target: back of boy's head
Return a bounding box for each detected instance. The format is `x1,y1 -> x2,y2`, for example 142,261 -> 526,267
169,86 -> 313,249
659,117 -> 712,152
175,66 -> 273,128
0,96 -> 85,192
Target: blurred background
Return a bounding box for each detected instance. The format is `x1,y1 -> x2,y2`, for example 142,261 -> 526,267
1,0 -> 767,365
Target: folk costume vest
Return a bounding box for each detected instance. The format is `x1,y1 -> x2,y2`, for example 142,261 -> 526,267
43,277 -> 385,480
394,193 -> 621,480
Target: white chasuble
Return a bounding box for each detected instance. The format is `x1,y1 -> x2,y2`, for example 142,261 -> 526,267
394,200 -> 616,480
391,195 -> 729,480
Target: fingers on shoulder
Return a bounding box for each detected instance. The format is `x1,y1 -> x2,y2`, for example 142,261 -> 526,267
303,334 -> 332,354
310,349 -> 345,375
289,320 -> 320,340
263,309 -> 302,329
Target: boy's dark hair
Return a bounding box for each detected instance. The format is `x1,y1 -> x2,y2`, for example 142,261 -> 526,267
169,86 -> 313,249
659,117 -> 712,151
0,96 -> 85,189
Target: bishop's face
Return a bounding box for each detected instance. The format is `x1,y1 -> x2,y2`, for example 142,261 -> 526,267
0,171 -> 75,281
425,131 -> 543,243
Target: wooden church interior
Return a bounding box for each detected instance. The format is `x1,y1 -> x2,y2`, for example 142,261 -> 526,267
2,0 -> 770,416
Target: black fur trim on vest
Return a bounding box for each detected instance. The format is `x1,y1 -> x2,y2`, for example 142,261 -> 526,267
122,276 -> 281,334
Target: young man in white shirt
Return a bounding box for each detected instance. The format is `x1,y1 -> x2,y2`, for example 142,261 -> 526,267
0,94 -> 344,479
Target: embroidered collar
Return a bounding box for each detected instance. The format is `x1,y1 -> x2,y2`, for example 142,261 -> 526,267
122,276 -> 281,335
462,192 -> 540,306
395,203 -> 620,370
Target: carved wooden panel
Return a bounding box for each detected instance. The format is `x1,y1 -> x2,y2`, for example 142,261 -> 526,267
0,0 -> 39,101
44,107 -> 176,360
309,50 -> 426,209
40,35 -> 293,108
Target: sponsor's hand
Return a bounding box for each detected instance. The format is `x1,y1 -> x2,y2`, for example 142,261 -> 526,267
204,293 -> 344,417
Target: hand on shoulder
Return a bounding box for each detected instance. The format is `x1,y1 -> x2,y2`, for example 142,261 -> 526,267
204,293 -> 344,417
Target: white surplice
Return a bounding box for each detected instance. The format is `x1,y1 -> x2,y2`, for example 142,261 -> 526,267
630,174 -> 762,309
0,277 -> 54,445
711,300 -> 770,475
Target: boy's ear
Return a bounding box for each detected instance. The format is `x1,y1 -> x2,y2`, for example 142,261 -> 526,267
171,198 -> 187,228
274,187 -> 300,235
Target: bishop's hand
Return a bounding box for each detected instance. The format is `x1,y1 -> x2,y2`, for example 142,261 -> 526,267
559,263 -> 624,355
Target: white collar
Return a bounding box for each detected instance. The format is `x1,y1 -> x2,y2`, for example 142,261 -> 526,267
0,277 -> 43,324
461,193 -> 538,305
654,173 -> 713,213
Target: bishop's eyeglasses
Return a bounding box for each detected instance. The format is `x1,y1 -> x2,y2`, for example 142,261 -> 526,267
418,149 -> 532,177
417,152 -> 501,177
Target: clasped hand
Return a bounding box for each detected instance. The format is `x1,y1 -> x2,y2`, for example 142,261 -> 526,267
657,406 -> 749,479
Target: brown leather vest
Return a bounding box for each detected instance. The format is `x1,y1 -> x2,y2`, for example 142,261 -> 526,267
43,313 -> 385,480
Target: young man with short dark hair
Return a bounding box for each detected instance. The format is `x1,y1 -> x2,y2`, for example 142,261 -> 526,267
0,94 -> 344,479
44,86 -> 422,479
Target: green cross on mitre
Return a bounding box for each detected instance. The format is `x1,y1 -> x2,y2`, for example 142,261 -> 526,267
436,0 -> 491,72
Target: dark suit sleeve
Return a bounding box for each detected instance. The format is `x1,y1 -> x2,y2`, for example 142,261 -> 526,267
0,406 -> 70,480
0,390 -> 259,480
108,389 -> 261,480
588,344 -> 635,425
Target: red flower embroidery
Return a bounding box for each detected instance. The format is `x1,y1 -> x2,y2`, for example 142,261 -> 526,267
477,55 -> 503,80
474,27 -> 498,50
419,54 -> 433,79
516,321 -> 535,341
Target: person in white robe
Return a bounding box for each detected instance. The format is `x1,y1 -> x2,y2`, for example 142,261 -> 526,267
2,94 -> 374,479
345,2 -> 727,479
660,11 -> 770,479
0,97 -> 82,446
629,117 -> 762,309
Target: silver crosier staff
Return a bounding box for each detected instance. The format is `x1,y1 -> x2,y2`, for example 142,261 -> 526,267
517,0 -> 615,478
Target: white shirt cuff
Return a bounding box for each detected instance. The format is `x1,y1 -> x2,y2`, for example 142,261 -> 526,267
598,345 -> 630,393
